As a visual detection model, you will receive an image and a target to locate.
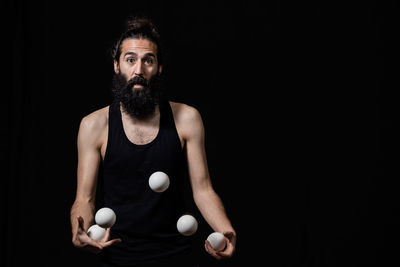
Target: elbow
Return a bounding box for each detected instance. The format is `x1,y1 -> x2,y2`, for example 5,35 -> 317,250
192,184 -> 216,203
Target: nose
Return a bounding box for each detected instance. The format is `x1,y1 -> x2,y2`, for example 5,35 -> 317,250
134,60 -> 143,75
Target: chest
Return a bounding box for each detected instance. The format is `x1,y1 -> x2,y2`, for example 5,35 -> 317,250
121,118 -> 160,145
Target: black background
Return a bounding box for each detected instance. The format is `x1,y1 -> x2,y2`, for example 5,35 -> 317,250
3,1 -> 398,266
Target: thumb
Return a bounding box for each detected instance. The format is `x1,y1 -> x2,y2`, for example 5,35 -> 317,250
223,231 -> 236,246
77,216 -> 85,231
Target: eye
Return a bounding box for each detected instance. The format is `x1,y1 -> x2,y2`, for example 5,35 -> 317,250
126,57 -> 136,63
143,58 -> 154,65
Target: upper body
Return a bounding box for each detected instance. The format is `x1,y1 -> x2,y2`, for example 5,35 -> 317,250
70,15 -> 236,263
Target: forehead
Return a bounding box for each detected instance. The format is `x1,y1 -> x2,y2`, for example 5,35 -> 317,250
120,38 -> 158,56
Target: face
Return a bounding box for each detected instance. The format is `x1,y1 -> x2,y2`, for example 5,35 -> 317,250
111,38 -> 164,119
114,38 -> 162,88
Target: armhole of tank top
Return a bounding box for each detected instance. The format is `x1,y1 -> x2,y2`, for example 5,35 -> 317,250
167,101 -> 185,150
102,104 -> 113,163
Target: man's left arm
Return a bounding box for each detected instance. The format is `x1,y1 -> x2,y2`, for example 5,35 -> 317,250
181,106 -> 236,259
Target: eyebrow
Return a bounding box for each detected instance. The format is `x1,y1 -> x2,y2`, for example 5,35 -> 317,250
124,52 -> 156,58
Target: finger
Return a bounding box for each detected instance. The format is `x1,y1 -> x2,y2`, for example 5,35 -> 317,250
204,240 -> 223,260
77,227 -> 103,249
216,242 -> 235,259
224,231 -> 234,239
75,234 -> 104,253
85,237 -> 104,250
101,228 -> 111,242
205,239 -> 228,255
101,238 -> 122,248
204,242 -> 214,256
82,244 -> 103,254
204,240 -> 213,254
223,231 -> 236,245
219,231 -> 236,257
216,248 -> 232,258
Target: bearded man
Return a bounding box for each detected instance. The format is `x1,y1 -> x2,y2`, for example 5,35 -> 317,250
70,16 -> 236,267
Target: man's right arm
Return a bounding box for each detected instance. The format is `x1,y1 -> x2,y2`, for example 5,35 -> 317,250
71,114 -> 103,244
70,112 -> 120,252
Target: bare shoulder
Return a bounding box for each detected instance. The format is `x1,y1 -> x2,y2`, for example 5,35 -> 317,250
78,106 -> 109,142
170,101 -> 202,125
170,101 -> 204,140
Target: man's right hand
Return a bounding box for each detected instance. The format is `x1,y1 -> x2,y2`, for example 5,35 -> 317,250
72,216 -> 122,254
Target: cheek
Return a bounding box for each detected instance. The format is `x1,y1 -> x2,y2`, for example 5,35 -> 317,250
148,66 -> 159,76
117,66 -> 131,80
120,65 -> 136,78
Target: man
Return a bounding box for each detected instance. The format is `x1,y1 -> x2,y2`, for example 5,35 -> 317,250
70,16 -> 236,266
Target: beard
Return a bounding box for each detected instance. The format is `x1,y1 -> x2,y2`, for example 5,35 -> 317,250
111,72 -> 163,119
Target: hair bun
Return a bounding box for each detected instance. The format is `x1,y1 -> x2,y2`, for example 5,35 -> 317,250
124,16 -> 159,38
111,15 -> 163,63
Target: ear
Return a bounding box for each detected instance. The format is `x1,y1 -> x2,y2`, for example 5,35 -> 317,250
158,65 -> 163,75
113,60 -> 120,74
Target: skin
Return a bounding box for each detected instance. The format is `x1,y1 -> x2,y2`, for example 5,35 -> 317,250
70,38 -> 236,259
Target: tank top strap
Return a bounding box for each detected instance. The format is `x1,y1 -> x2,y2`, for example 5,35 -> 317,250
159,100 -> 173,127
104,101 -> 123,161
108,101 -> 121,127
159,100 -> 182,149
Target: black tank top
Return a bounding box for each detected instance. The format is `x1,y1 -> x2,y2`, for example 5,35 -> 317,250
100,100 -> 192,266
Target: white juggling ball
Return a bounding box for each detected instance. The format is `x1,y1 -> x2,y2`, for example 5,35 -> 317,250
95,207 -> 116,228
87,224 -> 106,241
148,171 -> 170,192
177,214 -> 198,236
207,232 -> 226,251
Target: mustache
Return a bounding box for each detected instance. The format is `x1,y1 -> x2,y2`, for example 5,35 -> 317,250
127,75 -> 149,87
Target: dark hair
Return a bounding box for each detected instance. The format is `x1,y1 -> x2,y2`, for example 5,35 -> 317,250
112,15 -> 163,65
